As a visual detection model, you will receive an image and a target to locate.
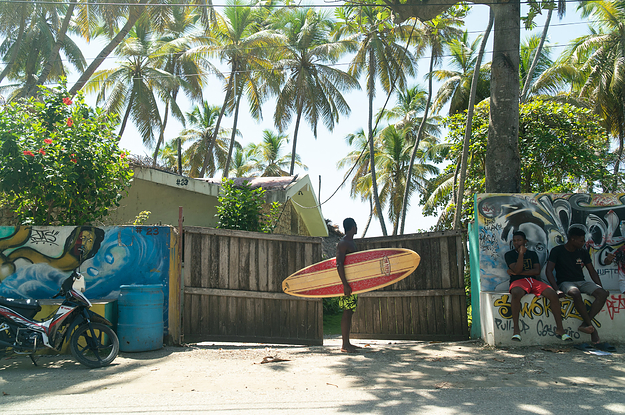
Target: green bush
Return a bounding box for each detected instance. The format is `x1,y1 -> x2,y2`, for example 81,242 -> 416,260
0,82 -> 133,225
215,178 -> 281,233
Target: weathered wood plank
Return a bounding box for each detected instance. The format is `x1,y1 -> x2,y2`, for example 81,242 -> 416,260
218,236 -> 229,290
440,237 -> 451,289
201,234 -> 211,288
229,237 -> 240,290
359,289 -> 465,298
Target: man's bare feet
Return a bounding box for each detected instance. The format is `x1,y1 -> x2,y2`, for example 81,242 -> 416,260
590,328 -> 600,344
578,324 -> 595,334
341,344 -> 361,353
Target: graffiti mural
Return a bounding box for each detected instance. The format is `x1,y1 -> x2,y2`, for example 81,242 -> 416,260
476,194 -> 625,292
0,225 -> 172,326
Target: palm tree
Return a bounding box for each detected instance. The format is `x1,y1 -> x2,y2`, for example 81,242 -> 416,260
177,102 -> 232,177
399,8 -> 464,234
246,129 -> 306,177
84,17 -> 177,146
0,3 -> 85,100
0,1 -> 32,84
150,5 -> 215,163
376,125 -> 439,234
335,5 -> 417,236
69,0 -> 152,96
569,0 -> 625,190
336,127 -> 379,237
196,0 -> 284,177
228,147 -> 255,177
431,31 -> 490,116
271,8 -> 359,175
519,33 -> 554,100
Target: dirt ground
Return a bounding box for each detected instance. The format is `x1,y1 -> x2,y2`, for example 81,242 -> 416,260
1,336 -> 623,397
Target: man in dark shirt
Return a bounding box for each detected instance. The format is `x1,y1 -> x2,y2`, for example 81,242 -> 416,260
505,231 -> 570,342
546,227 -> 610,344
336,218 -> 360,353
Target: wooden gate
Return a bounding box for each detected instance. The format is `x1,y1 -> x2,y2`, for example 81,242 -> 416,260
351,230 -> 468,341
182,227 -> 323,345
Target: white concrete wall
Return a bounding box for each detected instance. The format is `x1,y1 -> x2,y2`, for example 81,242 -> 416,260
481,291 -> 625,346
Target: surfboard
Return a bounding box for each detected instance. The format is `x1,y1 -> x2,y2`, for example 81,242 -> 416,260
282,248 -> 421,298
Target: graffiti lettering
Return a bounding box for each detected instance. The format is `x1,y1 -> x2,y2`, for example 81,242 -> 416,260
176,178 -> 189,186
493,294 -> 599,327
494,295 -> 552,319
29,229 -> 59,245
536,320 -> 580,339
495,318 -> 530,334
606,295 -> 625,320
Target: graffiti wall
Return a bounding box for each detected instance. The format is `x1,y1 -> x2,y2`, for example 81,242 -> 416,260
476,193 -> 625,292
481,291 -> 625,346
0,225 -> 173,329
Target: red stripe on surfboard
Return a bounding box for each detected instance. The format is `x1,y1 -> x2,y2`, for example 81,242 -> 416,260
293,271 -> 408,297
294,249 -> 410,276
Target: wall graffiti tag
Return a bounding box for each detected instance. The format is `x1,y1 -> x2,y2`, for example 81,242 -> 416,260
606,294 -> 625,320
493,295 -> 600,327
476,194 -> 625,292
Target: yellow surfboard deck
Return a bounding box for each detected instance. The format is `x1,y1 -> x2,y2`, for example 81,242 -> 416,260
282,248 -> 421,298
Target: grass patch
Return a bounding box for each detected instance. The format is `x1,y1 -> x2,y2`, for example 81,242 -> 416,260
323,313 -> 342,335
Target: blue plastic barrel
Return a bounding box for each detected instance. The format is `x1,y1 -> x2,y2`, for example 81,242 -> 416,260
117,285 -> 164,352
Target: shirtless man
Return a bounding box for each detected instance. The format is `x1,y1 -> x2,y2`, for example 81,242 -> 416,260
336,218 -> 359,353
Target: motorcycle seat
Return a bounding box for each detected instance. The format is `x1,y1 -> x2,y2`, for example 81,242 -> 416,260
0,297 -> 42,319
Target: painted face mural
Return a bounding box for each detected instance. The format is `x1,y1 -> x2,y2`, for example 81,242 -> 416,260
0,226 -> 171,303
476,194 -> 625,292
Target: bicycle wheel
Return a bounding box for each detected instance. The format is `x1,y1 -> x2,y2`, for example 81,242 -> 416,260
70,322 -> 119,368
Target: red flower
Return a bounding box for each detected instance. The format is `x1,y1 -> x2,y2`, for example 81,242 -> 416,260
44,138 -> 53,144
66,118 -> 73,127
120,153 -> 126,159
62,97 -> 72,105
38,148 -> 46,155
23,150 -> 35,157
71,153 -> 77,163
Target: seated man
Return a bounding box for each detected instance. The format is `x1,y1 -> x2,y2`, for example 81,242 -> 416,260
546,227 -> 609,344
505,231 -> 571,342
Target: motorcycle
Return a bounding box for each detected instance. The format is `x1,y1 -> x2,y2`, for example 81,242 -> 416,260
0,267 -> 119,368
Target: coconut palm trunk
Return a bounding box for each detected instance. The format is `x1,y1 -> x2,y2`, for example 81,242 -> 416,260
399,50 -> 435,235
153,98 -> 171,164
485,1 -> 521,192
69,0 -> 149,96
199,72 -> 235,177
289,88 -> 306,176
520,7 -> 552,103
368,50 -> 388,236
453,10 -> 494,230
223,81 -> 242,178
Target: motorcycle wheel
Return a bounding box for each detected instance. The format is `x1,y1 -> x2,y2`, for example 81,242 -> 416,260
70,322 -> 119,368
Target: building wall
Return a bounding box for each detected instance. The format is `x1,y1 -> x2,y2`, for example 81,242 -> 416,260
103,178 -> 219,228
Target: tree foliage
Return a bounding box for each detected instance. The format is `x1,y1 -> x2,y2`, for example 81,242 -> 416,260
423,99 -> 614,228
0,83 -> 133,225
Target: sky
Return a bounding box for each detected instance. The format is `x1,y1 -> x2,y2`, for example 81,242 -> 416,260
15,2 -> 593,237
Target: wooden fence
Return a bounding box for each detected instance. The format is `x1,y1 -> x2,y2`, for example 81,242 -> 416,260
352,230 -> 468,341
182,227 -> 323,345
